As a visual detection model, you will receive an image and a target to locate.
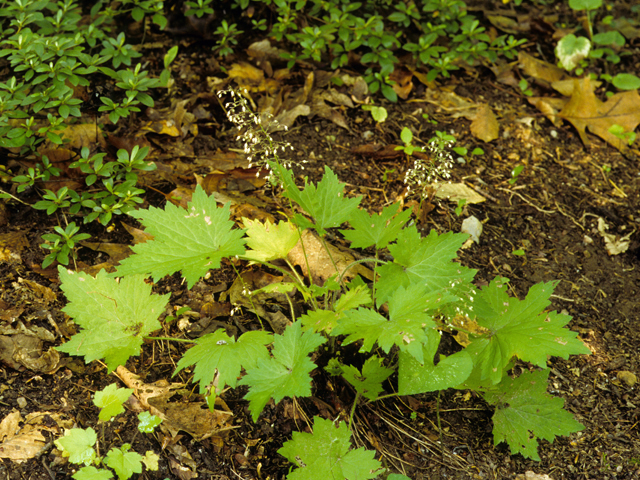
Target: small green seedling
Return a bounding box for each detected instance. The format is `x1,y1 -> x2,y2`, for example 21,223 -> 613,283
396,127 -> 423,155
362,105 -> 388,123
509,165 -> 524,185
55,383 -> 161,480
609,124 -> 636,146
455,199 -> 467,216
519,78 -> 533,96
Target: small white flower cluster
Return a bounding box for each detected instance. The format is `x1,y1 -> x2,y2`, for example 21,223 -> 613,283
217,89 -> 304,185
403,139 -> 454,198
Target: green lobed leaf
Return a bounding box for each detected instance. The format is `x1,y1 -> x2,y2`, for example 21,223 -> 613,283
174,330 -> 273,394
273,163 -> 361,236
242,218 -> 300,263
114,185 -> 246,288
73,466 -> 113,480
54,428 -> 97,466
333,284 -> 442,364
56,267 -> 169,372
461,278 -> 591,388
339,202 -> 412,250
375,226 -> 476,306
94,383 -> 133,422
278,417 -> 383,480
340,357 -> 393,401
104,444 -> 142,480
483,370 -> 585,461
137,412 -> 162,433
239,321 -> 326,421
301,284 -> 371,334
399,348 -> 473,395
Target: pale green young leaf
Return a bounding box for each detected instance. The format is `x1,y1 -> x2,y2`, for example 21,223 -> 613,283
114,185 -> 246,288
141,451 -> 160,471
73,466 -> 113,480
104,445 -> 143,480
242,218 -> 300,262
278,417 -> 383,480
174,330 -> 273,394
340,357 -> 393,401
54,428 -> 97,466
239,321 -> 326,421
483,370 -> 585,461
273,162 -> 361,235
333,284 -> 438,363
376,226 -> 476,306
137,412 -> 162,433
462,279 -> 591,387
94,384 -> 133,421
339,203 -> 412,249
56,267 -> 169,372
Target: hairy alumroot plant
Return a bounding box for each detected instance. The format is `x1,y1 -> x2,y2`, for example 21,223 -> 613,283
217,89 -> 303,185
404,135 -> 454,197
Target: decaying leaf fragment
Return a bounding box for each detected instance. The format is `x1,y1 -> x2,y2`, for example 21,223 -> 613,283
596,217 -> 633,256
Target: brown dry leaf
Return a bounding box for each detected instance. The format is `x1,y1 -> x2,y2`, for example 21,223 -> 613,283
148,396 -> 234,442
287,230 -> 373,286
518,52 -> 567,87
0,299 -> 23,322
433,182 -> 486,204
527,97 -> 567,126
121,222 -> 154,244
195,149 -> 251,172
597,217 -> 633,256
227,271 -> 294,333
558,77 -> 640,152
140,118 -> 181,136
515,472 -> 555,480
389,66 -> 414,100
0,414 -> 45,463
0,231 -> 29,264
169,456 -> 197,480
79,242 -> 133,263
227,62 -> 280,95
17,278 -> 56,305
470,103 -> 499,142
247,39 -> 283,64
274,103 -> 311,131
59,123 -> 107,150
116,366 -> 233,442
487,14 -> 529,34
0,333 -> 60,373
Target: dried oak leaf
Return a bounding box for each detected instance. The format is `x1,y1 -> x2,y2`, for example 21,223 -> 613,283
558,77 -> 640,153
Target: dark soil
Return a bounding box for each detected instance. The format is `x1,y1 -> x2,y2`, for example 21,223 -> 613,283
2,5 -> 640,480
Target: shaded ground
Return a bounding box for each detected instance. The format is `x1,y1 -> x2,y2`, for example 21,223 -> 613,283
2,4 -> 640,480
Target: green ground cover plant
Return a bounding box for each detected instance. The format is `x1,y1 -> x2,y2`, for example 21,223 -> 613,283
0,0 -> 174,265
2,0 -> 619,476
54,90 -> 592,476
55,383 -> 162,480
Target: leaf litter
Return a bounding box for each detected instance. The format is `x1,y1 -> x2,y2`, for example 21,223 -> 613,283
2,3 -> 640,479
